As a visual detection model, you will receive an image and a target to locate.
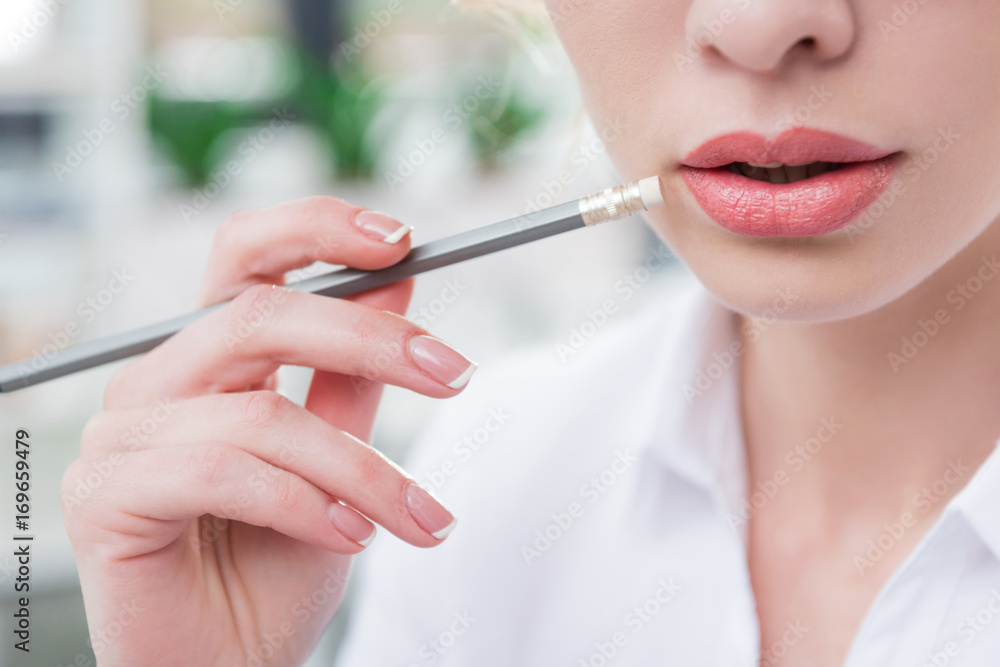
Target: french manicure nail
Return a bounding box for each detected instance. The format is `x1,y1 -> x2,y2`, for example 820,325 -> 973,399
328,500 -> 376,547
354,210 -> 412,244
408,335 -> 478,389
405,482 -> 457,540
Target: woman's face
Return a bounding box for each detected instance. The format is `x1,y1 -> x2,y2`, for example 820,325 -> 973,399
545,0 -> 1000,321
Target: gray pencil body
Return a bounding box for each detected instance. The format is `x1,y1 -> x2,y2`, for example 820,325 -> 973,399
0,176 -> 662,392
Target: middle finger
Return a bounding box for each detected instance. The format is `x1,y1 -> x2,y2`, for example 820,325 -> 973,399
104,285 -> 478,408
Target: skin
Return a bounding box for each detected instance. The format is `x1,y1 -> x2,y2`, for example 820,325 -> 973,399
63,198 -> 471,665
65,1 -> 1000,666
545,0 -> 1000,664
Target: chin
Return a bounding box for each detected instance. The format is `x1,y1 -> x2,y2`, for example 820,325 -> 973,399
695,263 -> 910,324
651,212 -> 935,325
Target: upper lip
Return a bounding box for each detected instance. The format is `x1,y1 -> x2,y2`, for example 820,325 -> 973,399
682,128 -> 895,169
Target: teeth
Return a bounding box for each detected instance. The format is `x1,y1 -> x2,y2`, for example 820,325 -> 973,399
731,161 -> 840,184
767,166 -> 788,184
784,165 -> 808,182
807,162 -> 826,177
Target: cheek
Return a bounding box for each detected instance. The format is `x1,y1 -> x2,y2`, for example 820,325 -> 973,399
549,1 -> 690,131
553,1 -> 1000,322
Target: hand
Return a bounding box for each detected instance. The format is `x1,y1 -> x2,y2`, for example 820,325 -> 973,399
61,196 -> 475,666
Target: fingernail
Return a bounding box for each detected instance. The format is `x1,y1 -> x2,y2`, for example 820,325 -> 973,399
405,482 -> 457,540
328,501 -> 376,547
407,335 -> 478,389
354,210 -> 412,244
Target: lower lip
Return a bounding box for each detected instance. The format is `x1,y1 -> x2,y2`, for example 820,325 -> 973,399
680,156 -> 898,238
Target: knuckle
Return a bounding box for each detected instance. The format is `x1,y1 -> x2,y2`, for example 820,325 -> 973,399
103,363 -> 138,408
216,209 -> 252,248
60,458 -> 87,498
298,195 -> 353,223
352,309 -> 382,349
215,210 -> 267,276
298,197 -> 362,254
228,390 -> 293,430
354,444 -> 389,490
59,462 -> 86,522
79,412 -> 112,455
186,444 -> 232,487
267,468 -> 304,514
352,307 -> 402,353
59,455 -> 119,521
225,284 -> 287,342
231,283 -> 284,321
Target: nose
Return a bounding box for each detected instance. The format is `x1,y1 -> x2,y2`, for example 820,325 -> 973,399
685,0 -> 855,73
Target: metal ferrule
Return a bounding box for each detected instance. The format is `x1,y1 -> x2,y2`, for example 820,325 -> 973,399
578,180 -> 647,226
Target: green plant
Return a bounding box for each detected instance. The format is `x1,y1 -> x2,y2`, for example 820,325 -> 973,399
146,44 -> 389,187
464,75 -> 546,170
293,52 -> 385,180
147,97 -> 258,188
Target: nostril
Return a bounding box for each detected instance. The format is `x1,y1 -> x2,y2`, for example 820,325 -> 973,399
785,36 -> 819,63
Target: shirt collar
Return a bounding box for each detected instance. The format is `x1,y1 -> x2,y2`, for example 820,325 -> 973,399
625,277 -> 747,498
949,440 -> 1000,560
625,277 -> 1000,560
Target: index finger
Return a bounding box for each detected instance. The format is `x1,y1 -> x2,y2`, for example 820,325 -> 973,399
197,195 -> 414,306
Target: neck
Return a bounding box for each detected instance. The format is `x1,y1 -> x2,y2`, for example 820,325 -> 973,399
740,221 -> 1000,516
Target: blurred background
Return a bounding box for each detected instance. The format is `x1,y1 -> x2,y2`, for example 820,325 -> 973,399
0,0 -> 682,663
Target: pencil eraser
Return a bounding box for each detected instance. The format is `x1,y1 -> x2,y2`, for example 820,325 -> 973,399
638,176 -> 664,210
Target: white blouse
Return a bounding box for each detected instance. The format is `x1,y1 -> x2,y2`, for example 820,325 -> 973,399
334,276 -> 1000,667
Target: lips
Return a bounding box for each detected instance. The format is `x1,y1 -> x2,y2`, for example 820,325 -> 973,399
680,129 -> 899,238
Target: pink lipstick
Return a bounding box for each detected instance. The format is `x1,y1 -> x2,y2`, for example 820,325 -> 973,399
681,128 -> 899,238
